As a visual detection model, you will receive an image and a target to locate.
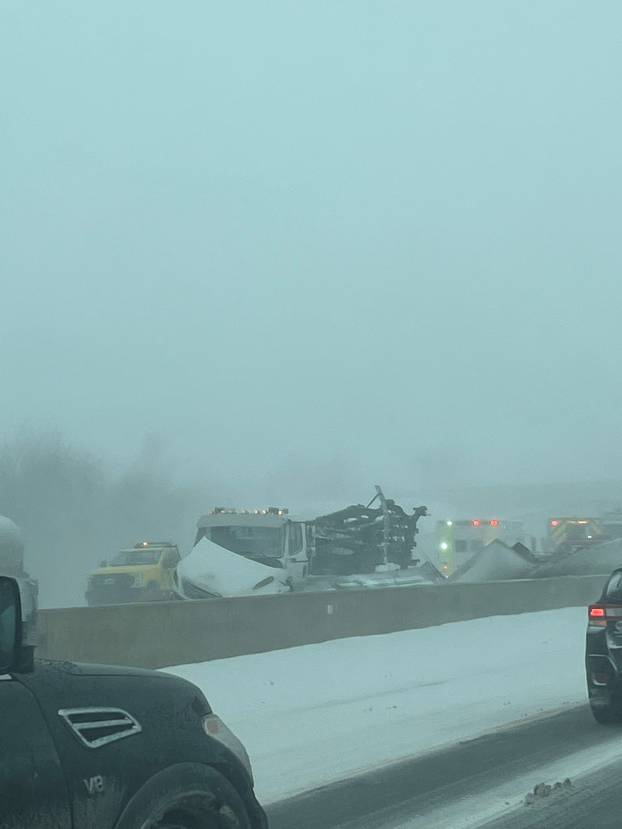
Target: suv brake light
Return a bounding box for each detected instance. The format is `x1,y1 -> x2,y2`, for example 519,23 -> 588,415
588,605 -> 607,626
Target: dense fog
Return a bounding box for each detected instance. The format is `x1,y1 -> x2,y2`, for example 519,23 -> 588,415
0,431 -> 206,607
3,1 -> 622,604
3,1 -> 622,494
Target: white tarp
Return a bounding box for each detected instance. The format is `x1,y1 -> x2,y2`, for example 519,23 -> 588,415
535,537 -> 622,577
176,536 -> 291,598
450,539 -> 536,583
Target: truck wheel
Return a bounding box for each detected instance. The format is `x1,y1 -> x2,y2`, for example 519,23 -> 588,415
115,764 -> 252,829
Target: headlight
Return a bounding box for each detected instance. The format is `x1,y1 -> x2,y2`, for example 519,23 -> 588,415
439,541 -> 449,551
203,714 -> 253,782
133,573 -> 145,587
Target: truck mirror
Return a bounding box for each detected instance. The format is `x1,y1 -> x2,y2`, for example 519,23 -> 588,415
0,577 -> 21,674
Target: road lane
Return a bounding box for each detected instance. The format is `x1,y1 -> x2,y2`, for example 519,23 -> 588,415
266,705 -> 622,829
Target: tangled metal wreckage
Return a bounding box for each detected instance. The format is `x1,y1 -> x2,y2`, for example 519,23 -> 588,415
313,486 -> 429,575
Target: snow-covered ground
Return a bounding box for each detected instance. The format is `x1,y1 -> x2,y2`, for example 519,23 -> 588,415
166,607 -> 588,804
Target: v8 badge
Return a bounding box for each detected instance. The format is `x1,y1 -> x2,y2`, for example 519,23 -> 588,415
83,775 -> 105,795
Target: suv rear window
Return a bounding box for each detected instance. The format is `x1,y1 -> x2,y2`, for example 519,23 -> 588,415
606,572 -> 622,602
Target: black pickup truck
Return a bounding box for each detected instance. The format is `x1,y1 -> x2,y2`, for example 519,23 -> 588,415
0,575 -> 268,828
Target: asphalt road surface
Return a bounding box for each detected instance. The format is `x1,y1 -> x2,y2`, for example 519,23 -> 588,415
483,753 -> 622,828
266,705 -> 622,829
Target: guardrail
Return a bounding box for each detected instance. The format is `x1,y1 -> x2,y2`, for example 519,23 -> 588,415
36,575 -> 606,669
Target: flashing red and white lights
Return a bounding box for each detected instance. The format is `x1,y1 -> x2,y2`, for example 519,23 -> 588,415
550,518 -> 592,527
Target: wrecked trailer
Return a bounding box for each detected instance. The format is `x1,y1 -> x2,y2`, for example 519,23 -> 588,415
311,488 -> 428,575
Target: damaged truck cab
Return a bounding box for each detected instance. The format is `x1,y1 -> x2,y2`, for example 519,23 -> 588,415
175,508 -> 312,599
195,507 -> 311,584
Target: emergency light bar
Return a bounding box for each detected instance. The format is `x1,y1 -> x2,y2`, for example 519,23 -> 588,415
442,519 -> 503,528
133,541 -> 175,548
549,518 -> 595,527
210,507 -> 289,517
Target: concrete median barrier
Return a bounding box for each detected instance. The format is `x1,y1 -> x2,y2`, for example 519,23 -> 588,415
36,574 -> 606,668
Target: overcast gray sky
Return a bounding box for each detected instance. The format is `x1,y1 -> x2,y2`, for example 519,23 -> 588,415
2,0 -> 621,498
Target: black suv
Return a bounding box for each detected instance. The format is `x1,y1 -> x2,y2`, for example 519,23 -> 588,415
0,575 -> 268,828
585,567 -> 622,724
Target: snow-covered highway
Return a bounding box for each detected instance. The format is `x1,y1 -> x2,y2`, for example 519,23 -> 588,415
167,607 -> 591,805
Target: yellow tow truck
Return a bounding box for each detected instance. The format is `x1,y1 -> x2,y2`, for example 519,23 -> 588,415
85,541 -> 181,606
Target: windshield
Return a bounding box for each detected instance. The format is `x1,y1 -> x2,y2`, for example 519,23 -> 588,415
202,526 -> 284,560
109,550 -> 161,567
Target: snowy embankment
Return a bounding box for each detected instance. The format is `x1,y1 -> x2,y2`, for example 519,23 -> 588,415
166,607 -> 587,804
